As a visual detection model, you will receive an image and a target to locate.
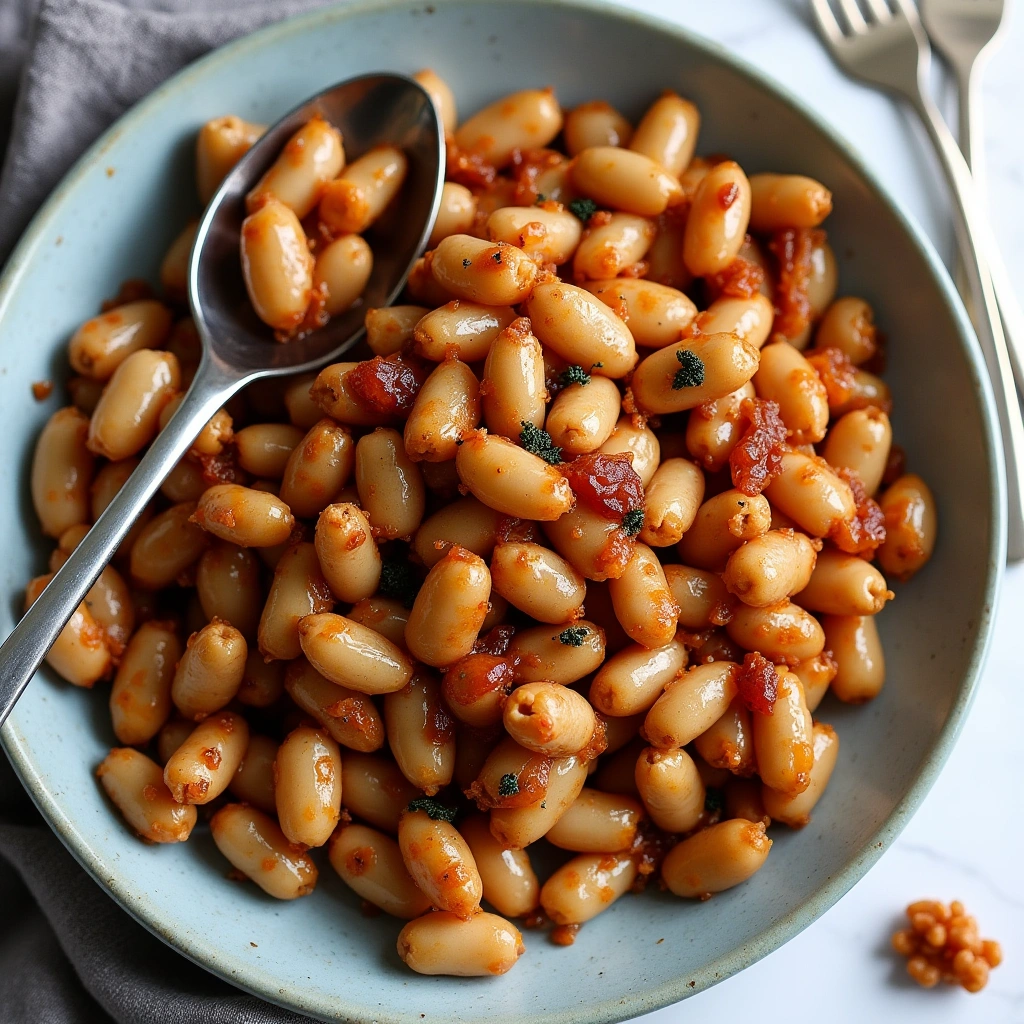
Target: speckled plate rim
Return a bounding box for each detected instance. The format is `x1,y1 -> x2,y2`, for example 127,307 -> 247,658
0,0 -> 1007,1021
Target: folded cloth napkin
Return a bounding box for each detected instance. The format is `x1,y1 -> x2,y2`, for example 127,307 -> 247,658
0,2 -> 341,1019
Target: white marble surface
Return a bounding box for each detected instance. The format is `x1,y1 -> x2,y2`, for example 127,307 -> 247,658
613,1 -> 1024,1021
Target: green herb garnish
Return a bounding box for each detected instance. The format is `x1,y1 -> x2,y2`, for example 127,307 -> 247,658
519,420 -> 562,465
462,258 -> 472,268
407,797 -> 458,823
560,365 -> 591,387
379,558 -> 421,608
672,349 -> 705,390
558,626 -> 589,647
568,198 -> 598,223
497,773 -> 520,798
534,193 -> 547,205
492,250 -> 503,263
621,508 -> 645,537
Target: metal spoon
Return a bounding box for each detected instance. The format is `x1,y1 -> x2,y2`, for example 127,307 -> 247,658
0,72 -> 445,728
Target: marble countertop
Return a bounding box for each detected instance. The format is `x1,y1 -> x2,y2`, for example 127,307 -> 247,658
616,1 -> 1024,1022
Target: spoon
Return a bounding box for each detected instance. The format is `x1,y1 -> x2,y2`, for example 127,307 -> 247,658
0,72 -> 445,729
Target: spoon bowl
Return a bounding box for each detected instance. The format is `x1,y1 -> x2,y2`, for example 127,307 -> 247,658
0,71 -> 445,728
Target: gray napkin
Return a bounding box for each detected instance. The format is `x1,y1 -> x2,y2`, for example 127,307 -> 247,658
0,2 -> 338,1020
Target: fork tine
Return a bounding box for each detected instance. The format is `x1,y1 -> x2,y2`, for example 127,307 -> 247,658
891,0 -> 924,27
836,0 -> 869,32
862,0 -> 893,21
810,0 -> 847,41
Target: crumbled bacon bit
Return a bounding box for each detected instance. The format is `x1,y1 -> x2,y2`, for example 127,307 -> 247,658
195,448 -> 247,486
629,819 -> 677,888
32,380 -> 53,400
522,908 -> 547,929
511,148 -> 564,205
735,652 -> 779,715
445,137 -> 497,187
495,516 -> 540,544
561,452 -> 645,521
832,467 -> 886,556
551,924 -> 580,946
882,443 -> 907,487
769,228 -> 824,341
806,346 -> 857,408
729,398 -> 788,496
472,624 -> 516,656
705,250 -> 766,301
346,355 -> 425,416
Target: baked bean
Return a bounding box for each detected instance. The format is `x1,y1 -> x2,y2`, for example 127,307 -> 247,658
589,640 -> 686,717
470,736 -> 554,810
821,408 -> 891,497
171,619 -> 246,720
210,803 -> 317,899
340,752 -> 420,832
525,282 -> 637,379
664,563 -> 734,629
793,652 -> 836,713
282,373 -> 320,427
503,681 -> 596,757
69,300 -> 172,380
414,496 -> 501,568
405,254 -> 457,306
319,144 -> 407,234
645,212 -> 691,290
68,375 -> 105,415
722,528 -> 819,607
764,450 -> 856,538
698,293 -> 776,350
543,505 -> 634,582
545,788 -> 642,853
455,431 -> 572,521
129,501 -> 208,589
355,428 -> 426,539
385,674 -> 455,794
639,459 -> 704,548
405,546 -> 491,666
823,614 -> 885,702
830,367 -> 892,417
285,659 -> 385,752
632,93 -> 699,176
240,198 -> 314,331
490,753 -> 588,849
365,305 -> 429,357
404,358 -> 480,463
32,425 -> 94,537
693,698 -> 755,775
156,719 -> 195,766
632,333 -> 759,415
414,302 -> 515,363
607,543 -> 678,648
487,206 -> 582,265
585,278 -> 697,350
159,222 -> 196,302
459,815 -> 539,917
541,851 -> 637,924
508,620 -> 605,684
677,489 -> 771,570
815,296 -> 878,365
726,601 -> 824,666
414,68 -> 457,134
157,397 -> 233,458
397,911 -> 525,977
795,237 -> 838,346
564,100 -> 632,154
429,235 -> 539,305
163,710 -> 248,805
330,824 -> 431,918
274,726 -> 342,847
195,542 -> 262,638
298,611 -> 413,694
161,458 -> 205,503
661,818 -> 771,898
192,484 -> 295,548
229,733 -> 278,813
428,182 -> 478,248
795,548 -> 892,616
598,416 -> 660,487
398,807 -> 482,918
532,155 -> 578,206
347,597 -> 410,649
634,745 -> 705,832
279,419 -> 354,519
237,650 -> 285,708
441,651 -> 514,728
763,721 -> 839,827
480,317 -> 546,438
258,542 -> 333,661
748,173 -> 833,231
753,341 -> 829,444
195,114 -> 265,203
490,542 -> 585,624
684,382 -> 754,473
87,349 -> 179,460
572,146 -> 682,216
644,662 -> 738,749
877,474 -> 937,580
455,89 -> 562,168
751,669 -> 813,794
573,213 -> 655,280
97,748 -> 197,843
314,503 -> 380,603
313,234 -> 373,316
109,621 -> 180,744
683,161 -> 752,276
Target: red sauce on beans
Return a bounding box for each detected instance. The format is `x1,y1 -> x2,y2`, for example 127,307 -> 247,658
347,355 -> 424,416
561,452 -> 645,521
704,254 -> 766,301
735,652 -> 779,715
832,467 -> 886,556
442,653 -> 514,706
769,227 -> 824,341
729,398 -> 788,497
807,347 -> 857,408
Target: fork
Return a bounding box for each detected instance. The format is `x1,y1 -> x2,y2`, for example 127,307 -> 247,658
811,0 -> 1024,562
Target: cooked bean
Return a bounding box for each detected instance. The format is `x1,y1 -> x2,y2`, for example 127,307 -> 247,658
677,489 -> 771,571
414,67 -> 457,134
751,669 -> 813,794
459,814 -> 539,917
397,911 -> 525,977
319,144 -> 407,234
564,100 -> 632,154
159,221 -> 196,301
749,173 -> 833,231
830,367 -> 892,417
572,146 -> 682,216
722,528 -> 819,607
683,161 -> 752,276
455,89 -> 562,168
608,543 -> 678,648
664,563 -> 735,629
279,373 -> 318,427
469,736 -> 554,811
542,376 -> 618,457
161,458 -> 205,503
312,234 -> 372,316
299,611 -> 413,694
229,734 -> 278,813
429,234 -> 539,306
163,710 -> 248,805
590,640 -> 687,718
645,212 -> 691,290
97,748 -> 197,843
414,302 -> 515,363
822,407 -> 892,496
525,282 -> 637,379
279,419 -> 354,519
129,501 -> 208,589
598,416 -> 660,487
693,698 -> 756,775
406,254 -> 457,306
634,745 -> 705,832
404,358 -> 480,463
210,803 -> 317,899
661,818 -> 771,897
823,614 -> 885,702
632,93 -> 699,176
639,458 -> 705,547
237,650 -> 285,708
503,681 -> 596,757
541,851 -> 637,924
487,205 -> 582,265
192,484 -> 295,549
508,620 -> 605,684
355,428 -> 426,540
726,601 -> 824,665
69,300 -> 172,380
285,659 -> 385,752
815,296 -> 878,365
413,496 -> 502,568
310,363 -> 391,427
545,789 -> 642,853
340,752 -> 420,832
428,182 -> 478,248
793,652 -> 837,713
405,546 -> 491,666
385,673 -> 455,794
585,278 -> 697,349
684,382 -> 752,472
644,662 -> 738,749
330,824 -> 430,918
274,726 -> 342,848
314,503 -> 381,603
877,474 -> 937,580
398,807 -> 482,918
157,396 -> 233,458
195,542 -> 262,639
490,753 -> 588,849
764,450 -> 856,538
195,114 -> 264,203
365,304 -> 428,357
490,542 -> 585,624
796,237 -> 838,345
480,317 -> 547,438
542,505 -> 634,582
753,341 -> 829,444
91,457 -> 148,561
258,541 -> 333,661
795,548 -> 892,615
573,213 -> 655,280
763,721 -> 839,827
440,651 -> 513,729
110,621 -> 181,744
701,294 -> 776,352
171,619 -> 246,720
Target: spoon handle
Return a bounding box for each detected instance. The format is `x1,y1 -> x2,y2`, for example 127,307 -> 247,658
0,358 -> 244,729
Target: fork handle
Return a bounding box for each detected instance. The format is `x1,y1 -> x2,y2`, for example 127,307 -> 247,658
909,89 -> 1024,561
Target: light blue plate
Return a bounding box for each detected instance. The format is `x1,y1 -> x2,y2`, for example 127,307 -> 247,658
0,1 -> 1005,1021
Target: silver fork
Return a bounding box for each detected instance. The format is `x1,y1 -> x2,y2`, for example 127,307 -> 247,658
811,0 -> 1024,562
